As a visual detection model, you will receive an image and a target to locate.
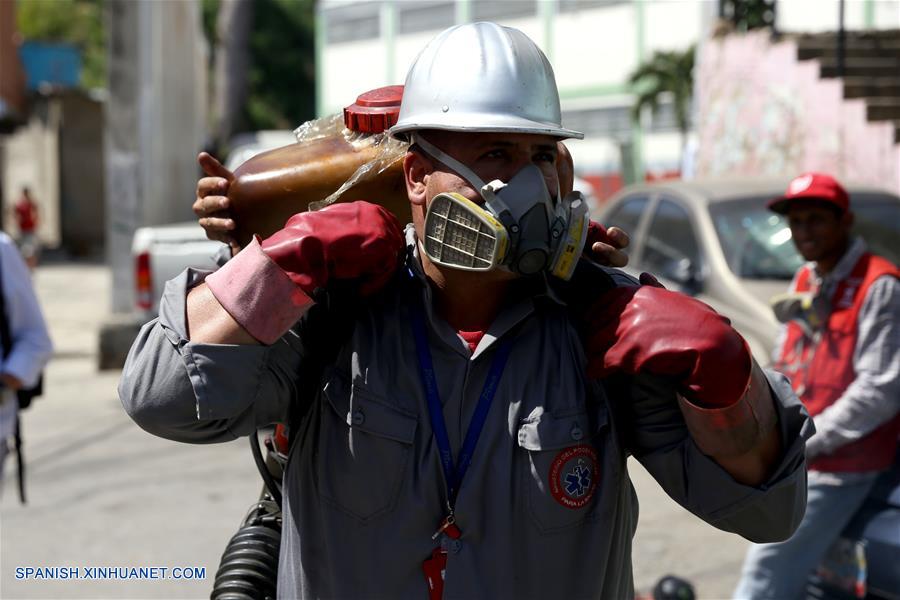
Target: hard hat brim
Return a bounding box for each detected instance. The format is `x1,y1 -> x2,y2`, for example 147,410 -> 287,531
390,116 -> 584,141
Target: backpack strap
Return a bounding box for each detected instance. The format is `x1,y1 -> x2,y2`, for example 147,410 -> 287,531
13,414 -> 25,504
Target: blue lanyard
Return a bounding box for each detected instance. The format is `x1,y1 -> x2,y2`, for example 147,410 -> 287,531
410,302 -> 514,509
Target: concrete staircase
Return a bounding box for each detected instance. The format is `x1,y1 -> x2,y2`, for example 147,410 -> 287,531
795,30 -> 900,142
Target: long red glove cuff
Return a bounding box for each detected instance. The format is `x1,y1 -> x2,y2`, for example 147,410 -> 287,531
206,237 -> 315,344
682,336 -> 754,409
678,361 -> 778,458
586,288 -> 754,409
261,201 -> 404,297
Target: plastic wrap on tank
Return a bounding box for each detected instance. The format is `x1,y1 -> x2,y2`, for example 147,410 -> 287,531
297,114 -> 409,211
226,85 -> 410,244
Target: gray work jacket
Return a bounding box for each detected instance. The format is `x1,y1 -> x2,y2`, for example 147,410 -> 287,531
120,244 -> 811,600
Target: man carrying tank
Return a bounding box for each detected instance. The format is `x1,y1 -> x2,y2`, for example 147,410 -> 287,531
734,173 -> 899,600
121,23 -> 811,599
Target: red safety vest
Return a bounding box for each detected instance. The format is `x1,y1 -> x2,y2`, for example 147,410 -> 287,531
776,252 -> 900,473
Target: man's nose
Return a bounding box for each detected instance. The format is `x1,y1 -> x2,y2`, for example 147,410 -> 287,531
790,223 -> 812,237
497,156 -> 534,182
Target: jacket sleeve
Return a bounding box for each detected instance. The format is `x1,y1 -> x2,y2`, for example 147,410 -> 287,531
118,268 -> 303,444
610,369 -> 813,543
0,235 -> 53,387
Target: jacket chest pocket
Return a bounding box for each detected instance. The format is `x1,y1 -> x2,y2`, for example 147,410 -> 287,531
316,375 -> 418,522
517,406 -> 608,533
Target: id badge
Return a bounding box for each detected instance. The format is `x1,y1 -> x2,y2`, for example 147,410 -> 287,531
422,547 -> 447,600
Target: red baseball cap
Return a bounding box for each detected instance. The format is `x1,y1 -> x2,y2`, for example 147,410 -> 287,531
768,172 -> 850,215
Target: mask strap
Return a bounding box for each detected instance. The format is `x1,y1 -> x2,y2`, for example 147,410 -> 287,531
410,133 -> 487,192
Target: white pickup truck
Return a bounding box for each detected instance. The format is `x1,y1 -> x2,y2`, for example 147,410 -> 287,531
130,131 -> 296,317
131,223 -> 225,317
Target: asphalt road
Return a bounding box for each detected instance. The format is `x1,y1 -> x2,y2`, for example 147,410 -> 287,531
0,259 -> 751,599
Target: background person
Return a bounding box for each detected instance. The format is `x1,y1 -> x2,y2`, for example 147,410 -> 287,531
12,187 -> 40,270
121,22 -> 810,599
733,172 -> 900,600
0,231 -> 53,488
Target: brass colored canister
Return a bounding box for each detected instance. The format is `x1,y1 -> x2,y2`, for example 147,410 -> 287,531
227,86 -> 410,245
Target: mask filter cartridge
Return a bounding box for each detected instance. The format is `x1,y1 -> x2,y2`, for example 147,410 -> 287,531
423,192 -> 509,271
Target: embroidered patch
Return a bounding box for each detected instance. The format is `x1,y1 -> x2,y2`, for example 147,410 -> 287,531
837,277 -> 863,309
789,174 -> 814,195
549,444 -> 600,509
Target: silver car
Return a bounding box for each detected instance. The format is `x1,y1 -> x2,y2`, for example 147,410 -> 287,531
594,178 -> 900,365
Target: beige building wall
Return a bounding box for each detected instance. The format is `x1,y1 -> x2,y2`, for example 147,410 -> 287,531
2,100 -> 62,247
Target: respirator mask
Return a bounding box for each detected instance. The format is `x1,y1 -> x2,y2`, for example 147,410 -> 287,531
413,135 -> 589,281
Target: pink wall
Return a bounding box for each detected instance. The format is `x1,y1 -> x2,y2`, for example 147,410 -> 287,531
695,31 -> 900,195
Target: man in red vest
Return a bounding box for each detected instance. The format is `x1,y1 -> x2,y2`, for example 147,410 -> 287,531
734,172 -> 900,599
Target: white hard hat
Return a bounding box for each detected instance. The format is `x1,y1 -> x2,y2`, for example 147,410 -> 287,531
390,22 -> 582,141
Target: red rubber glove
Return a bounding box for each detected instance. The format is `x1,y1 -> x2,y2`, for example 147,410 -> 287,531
581,220 -> 631,268
583,285 -> 752,408
206,201 -> 404,344
586,220 -> 609,247
261,201 -> 404,295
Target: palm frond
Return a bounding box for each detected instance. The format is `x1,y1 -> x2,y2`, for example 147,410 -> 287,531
627,45 -> 695,128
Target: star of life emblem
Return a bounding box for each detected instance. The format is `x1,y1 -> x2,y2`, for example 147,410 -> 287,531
565,461 -> 592,497
548,444 -> 600,509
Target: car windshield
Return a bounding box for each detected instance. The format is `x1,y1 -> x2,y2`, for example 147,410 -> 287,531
710,193 -> 900,279
851,194 -> 900,265
709,197 -> 802,280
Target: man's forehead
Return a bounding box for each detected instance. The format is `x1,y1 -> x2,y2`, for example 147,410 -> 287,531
786,200 -> 841,217
439,130 -> 558,151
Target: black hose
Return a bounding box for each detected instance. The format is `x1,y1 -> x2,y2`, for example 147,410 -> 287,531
210,502 -> 281,600
250,431 -> 282,508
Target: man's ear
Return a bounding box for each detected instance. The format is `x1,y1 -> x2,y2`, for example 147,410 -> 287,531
404,150 -> 432,207
556,142 -> 574,197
